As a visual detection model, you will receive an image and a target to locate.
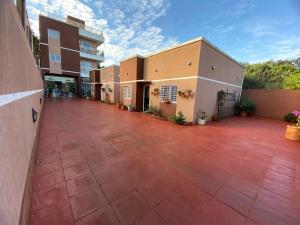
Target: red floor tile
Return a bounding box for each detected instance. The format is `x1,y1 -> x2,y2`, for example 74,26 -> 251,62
70,187 -> 108,220
75,206 -> 120,225
200,199 -> 246,225
34,171 -> 65,191
62,155 -> 85,169
30,99 -> 300,225
32,182 -> 69,211
216,185 -> 253,215
133,210 -> 167,225
67,174 -> 98,196
64,163 -> 91,180
112,190 -> 150,225
35,160 -> 63,176
101,176 -> 134,202
155,199 -> 200,225
93,165 -> 120,185
31,200 -> 74,225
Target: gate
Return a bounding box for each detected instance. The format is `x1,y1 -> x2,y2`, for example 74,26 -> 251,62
217,91 -> 237,119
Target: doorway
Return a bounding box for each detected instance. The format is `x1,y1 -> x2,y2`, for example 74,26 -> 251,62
44,75 -> 77,98
143,86 -> 150,111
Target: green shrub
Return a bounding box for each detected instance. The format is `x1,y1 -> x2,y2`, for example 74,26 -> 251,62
284,112 -> 297,123
235,98 -> 256,114
284,72 -> 300,90
145,105 -> 159,116
170,111 -> 186,124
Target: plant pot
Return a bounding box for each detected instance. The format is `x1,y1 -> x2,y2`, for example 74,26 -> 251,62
285,125 -> 300,142
128,106 -> 133,112
212,114 -> 219,121
197,118 -> 207,125
240,111 -> 248,117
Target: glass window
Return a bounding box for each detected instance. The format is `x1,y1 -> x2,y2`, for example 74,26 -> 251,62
80,40 -> 93,51
48,29 -> 60,39
80,61 -> 92,76
160,85 -> 177,102
49,53 -> 61,63
123,86 -> 131,99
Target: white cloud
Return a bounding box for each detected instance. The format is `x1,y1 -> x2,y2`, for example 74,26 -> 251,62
26,0 -> 177,66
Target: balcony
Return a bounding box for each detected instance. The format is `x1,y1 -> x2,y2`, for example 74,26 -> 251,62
79,26 -> 104,43
80,49 -> 104,62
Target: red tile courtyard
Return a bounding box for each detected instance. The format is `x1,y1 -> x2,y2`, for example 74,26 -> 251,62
31,99 -> 300,225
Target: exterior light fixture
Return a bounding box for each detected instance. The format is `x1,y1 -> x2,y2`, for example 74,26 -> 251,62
211,66 -> 216,70
32,108 -> 38,123
40,97 -> 42,104
237,76 -> 239,80
187,61 -> 192,65
154,68 -> 158,72
126,72 -> 128,75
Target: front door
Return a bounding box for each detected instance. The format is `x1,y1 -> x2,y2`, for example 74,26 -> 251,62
143,86 -> 150,111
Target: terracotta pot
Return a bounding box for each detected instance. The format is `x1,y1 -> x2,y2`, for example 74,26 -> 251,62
285,125 -> 300,142
240,111 -> 248,117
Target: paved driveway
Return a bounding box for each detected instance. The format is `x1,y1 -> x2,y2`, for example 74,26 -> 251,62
31,99 -> 300,225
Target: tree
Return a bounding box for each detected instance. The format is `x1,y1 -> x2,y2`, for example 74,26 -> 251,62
33,34 -> 40,65
242,59 -> 299,89
284,72 -> 300,90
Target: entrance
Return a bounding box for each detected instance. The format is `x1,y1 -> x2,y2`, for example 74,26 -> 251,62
143,86 -> 150,111
44,75 -> 77,98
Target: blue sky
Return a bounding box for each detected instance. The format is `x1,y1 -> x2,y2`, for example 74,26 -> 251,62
27,0 -> 300,66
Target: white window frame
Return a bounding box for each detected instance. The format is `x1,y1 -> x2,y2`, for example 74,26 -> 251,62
160,85 -> 177,103
48,29 -> 60,39
49,53 -> 61,63
122,86 -> 131,99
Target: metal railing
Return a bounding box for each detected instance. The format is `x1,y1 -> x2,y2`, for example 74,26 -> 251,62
40,12 -> 103,36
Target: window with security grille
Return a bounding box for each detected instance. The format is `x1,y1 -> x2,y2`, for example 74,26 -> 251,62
123,86 -> 131,99
160,85 -> 177,102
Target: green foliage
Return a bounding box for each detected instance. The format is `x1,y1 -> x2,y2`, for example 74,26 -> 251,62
170,111 -> 186,125
284,112 -> 297,123
283,72 -> 300,90
235,98 -> 256,114
242,58 -> 300,89
33,34 -> 40,64
145,105 -> 159,116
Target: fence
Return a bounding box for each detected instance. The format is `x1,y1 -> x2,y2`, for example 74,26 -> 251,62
242,89 -> 300,120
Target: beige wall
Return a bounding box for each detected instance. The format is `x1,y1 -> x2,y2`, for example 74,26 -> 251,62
242,89 -> 300,120
144,41 -> 201,80
100,65 -> 120,103
198,40 -> 244,86
149,79 -> 198,122
48,37 -> 62,74
0,1 -> 43,225
193,40 -> 244,122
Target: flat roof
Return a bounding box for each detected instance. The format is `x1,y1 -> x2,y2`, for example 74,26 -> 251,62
119,37 -> 244,67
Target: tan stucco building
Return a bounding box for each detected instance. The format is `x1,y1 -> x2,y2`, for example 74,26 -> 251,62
120,37 -> 244,123
89,65 -> 120,103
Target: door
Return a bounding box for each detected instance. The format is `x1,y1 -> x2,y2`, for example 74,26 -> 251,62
143,86 -> 150,111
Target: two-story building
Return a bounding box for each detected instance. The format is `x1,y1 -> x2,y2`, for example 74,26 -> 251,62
120,37 -> 244,123
39,14 -> 104,97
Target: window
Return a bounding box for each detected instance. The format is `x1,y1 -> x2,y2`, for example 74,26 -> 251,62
123,86 -> 131,99
48,29 -> 60,39
80,61 -> 92,76
80,40 -> 93,52
49,53 -> 61,63
160,85 -> 177,102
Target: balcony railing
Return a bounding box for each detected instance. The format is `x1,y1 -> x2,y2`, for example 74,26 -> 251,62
40,12 -> 103,36
80,50 -> 104,62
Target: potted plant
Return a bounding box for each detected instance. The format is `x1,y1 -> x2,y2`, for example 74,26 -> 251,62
197,111 -> 207,125
235,98 -> 256,117
285,110 -> 300,142
121,105 -> 127,110
127,104 -> 133,112
170,111 -> 186,125
117,101 -> 122,109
